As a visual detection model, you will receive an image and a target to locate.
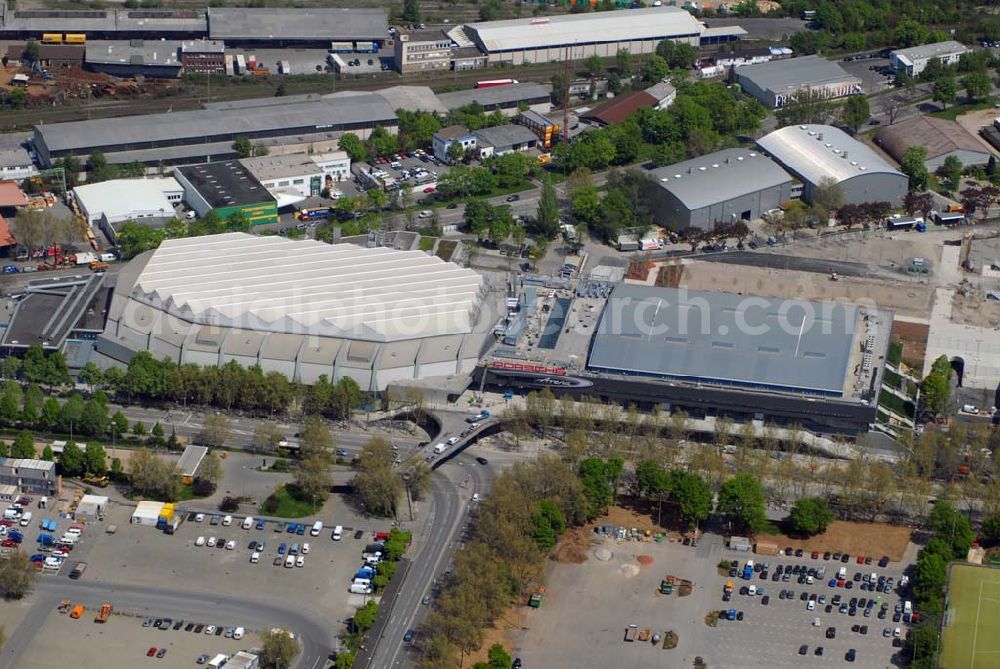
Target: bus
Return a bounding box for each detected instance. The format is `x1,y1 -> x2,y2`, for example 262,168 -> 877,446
475,79 -> 519,88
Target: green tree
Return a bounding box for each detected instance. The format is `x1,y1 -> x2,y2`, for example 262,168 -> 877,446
921,355 -> 952,417
534,177 -> 560,240
353,600 -> 380,633
668,469 -> 712,528
23,40 -> 39,63
939,155 -> 964,192
655,40 -> 697,69
486,644 -> 512,669
584,54 -> 603,77
111,411 -> 129,437
932,75 -> 957,109
0,550 -> 36,599
78,399 -> 109,436
40,445 -> 54,461
132,420 -> 146,436
199,450 -> 223,485
115,221 -> 165,259
128,447 -> 179,500
641,54 -> 670,83
10,430 -> 35,459
787,497 -> 834,536
717,473 -> 767,533
577,458 -> 616,520
351,437 -> 400,516
39,397 -> 59,430
338,133 -> 368,162
400,0 -> 420,22
963,70 -> 992,103
260,628 -> 299,669
59,440 -> 86,477
447,140 -> 466,164
901,146 -> 929,192
928,500 -> 974,559
151,422 -> 165,438
615,48 -> 632,76
85,442 -> 107,476
982,514 -> 1000,546
77,362 -> 103,390
233,136 -> 254,158
530,499 -> 567,552
841,95 -> 870,134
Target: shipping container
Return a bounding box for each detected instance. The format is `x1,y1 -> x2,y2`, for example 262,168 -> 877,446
235,54 -> 247,74
279,60 -> 291,75
329,41 -> 355,53
225,54 -> 234,76
754,541 -> 779,556
354,41 -> 377,53
247,54 -> 257,70
42,33 -> 63,44
934,211 -> 965,225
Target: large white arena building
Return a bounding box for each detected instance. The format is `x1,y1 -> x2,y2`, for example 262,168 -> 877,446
96,233 -> 493,391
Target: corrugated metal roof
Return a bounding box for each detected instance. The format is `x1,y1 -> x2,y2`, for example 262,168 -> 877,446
757,124 -> 904,186
472,124 -> 538,148
735,55 -> 858,93
891,40 -> 967,65
587,284 -> 858,396
207,7 -> 386,41
73,177 -> 181,220
466,7 -> 702,52
649,148 -> 793,211
437,82 -> 551,111
132,233 -> 485,342
36,93 -> 397,153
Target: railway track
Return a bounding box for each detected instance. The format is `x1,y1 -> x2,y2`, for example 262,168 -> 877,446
0,59 -> 581,130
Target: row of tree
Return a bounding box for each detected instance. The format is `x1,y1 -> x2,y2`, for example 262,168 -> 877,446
114,206 -> 258,260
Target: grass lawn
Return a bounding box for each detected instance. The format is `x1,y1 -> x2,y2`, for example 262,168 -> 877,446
261,484 -> 318,518
879,389 -> 915,419
418,236 -> 437,252
883,368 -> 903,390
931,101 -> 996,121
887,341 -> 903,367
436,239 -> 458,261
941,564 -> 1000,669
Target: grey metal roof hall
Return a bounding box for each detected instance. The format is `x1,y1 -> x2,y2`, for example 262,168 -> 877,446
437,82 -> 551,111
207,7 -> 386,42
588,284 -> 859,397
34,93 -> 397,161
648,148 -> 793,210
735,55 -> 858,94
473,124 -> 538,149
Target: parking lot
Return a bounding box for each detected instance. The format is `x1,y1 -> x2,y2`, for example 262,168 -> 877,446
49,500 -> 392,628
514,530 -> 916,668
356,151 -> 453,197
15,608 -> 253,669
712,548 -> 913,667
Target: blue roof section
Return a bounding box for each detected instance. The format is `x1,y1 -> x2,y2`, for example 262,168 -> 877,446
587,284 -> 858,397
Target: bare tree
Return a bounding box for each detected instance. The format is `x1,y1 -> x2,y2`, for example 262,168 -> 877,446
878,93 -> 906,126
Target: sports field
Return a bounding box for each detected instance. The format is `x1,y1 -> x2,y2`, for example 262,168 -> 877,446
941,564 -> 1000,669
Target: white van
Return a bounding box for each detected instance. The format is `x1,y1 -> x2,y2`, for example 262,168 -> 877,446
208,654 -> 230,669
433,443 -> 446,454
99,252 -> 116,262
233,627 -> 245,640
222,515 -> 233,526
350,582 -> 372,594
353,577 -> 372,587
332,525 -> 343,541
311,520 -> 323,536
19,511 -> 32,526
242,516 -> 254,530
903,601 -> 912,615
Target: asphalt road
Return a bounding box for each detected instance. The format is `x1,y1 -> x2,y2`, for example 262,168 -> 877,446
0,578 -> 333,669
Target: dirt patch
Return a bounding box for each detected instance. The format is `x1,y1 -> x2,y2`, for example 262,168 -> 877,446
552,525 -> 592,564
463,605 -> 528,668
890,319 -> 930,372
951,291 -> 1000,329
636,554 -> 654,566
655,261 -> 683,287
757,520 -> 912,561
678,261 -> 934,319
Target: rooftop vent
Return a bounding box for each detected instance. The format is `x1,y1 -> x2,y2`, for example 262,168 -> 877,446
807,131 -> 816,136
699,166 -> 707,171
799,125 -> 808,129
818,133 -> 824,141
737,156 -> 744,161
712,163 -> 719,168
748,152 -> 757,157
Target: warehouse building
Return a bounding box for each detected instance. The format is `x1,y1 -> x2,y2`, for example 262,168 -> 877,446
73,177 -> 183,225
734,56 -> 862,108
85,39 -> 184,78
472,124 -> 538,159
240,151 -> 351,202
0,4 -> 207,41
97,233 -> 493,392
0,457 -> 58,496
32,92 -> 397,167
174,161 -> 277,225
876,115 -> 992,171
206,7 -> 386,47
889,40 -> 968,77
462,7 -> 731,66
581,90 -> 658,126
437,81 -> 551,117
393,27 -> 456,74
179,39 -> 225,74
757,124 -> 907,206
644,148 -> 799,230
